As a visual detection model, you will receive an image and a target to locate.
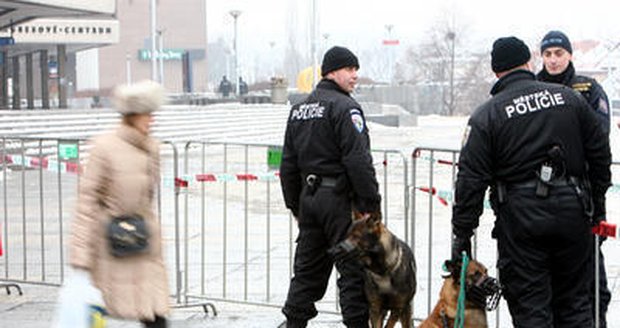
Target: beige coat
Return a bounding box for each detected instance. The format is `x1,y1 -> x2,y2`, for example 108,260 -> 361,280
69,124 -> 170,321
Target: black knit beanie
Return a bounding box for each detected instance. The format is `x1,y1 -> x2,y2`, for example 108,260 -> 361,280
321,46 -> 359,77
491,36 -> 531,73
540,30 -> 572,54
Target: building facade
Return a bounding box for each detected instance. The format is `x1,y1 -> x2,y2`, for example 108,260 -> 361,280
94,0 -> 208,93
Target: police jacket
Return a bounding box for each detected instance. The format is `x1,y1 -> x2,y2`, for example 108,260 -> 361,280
280,79 -> 380,217
452,70 -> 611,238
537,62 -> 610,134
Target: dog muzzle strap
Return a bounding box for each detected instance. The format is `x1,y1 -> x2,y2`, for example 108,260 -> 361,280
467,275 -> 502,311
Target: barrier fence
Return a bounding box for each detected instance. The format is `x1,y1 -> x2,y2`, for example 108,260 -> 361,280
1,136 -> 618,327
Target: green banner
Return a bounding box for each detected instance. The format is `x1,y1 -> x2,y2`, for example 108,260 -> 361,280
59,143 -> 78,160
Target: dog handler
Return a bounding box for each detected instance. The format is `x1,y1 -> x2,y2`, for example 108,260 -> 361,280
279,46 -> 381,328
451,37 -> 611,327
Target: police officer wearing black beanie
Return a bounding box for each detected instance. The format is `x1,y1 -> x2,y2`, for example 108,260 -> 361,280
279,46 -> 380,328
537,29 -> 612,328
452,36 -> 611,327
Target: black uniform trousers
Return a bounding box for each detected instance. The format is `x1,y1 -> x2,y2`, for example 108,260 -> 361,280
495,185 -> 593,328
282,185 -> 369,328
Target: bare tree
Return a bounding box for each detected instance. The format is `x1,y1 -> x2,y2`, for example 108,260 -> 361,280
395,15 -> 492,115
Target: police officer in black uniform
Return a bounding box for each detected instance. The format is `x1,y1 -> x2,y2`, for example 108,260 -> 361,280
451,36 -> 611,327
538,31 -> 610,134
279,46 -> 381,328
537,30 -> 612,327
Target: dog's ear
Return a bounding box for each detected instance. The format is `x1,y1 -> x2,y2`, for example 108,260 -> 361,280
443,259 -> 462,279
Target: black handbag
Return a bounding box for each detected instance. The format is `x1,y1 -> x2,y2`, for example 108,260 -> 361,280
106,214 -> 150,257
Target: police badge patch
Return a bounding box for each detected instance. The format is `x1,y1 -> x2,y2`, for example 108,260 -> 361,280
350,109 -> 365,133
598,98 -> 609,115
461,125 -> 471,147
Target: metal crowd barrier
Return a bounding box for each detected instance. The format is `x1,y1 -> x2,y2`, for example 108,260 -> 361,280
0,136 -> 85,288
171,140 -> 410,313
2,136 -> 616,328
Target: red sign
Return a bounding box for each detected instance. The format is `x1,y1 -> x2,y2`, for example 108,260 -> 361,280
382,39 -> 400,46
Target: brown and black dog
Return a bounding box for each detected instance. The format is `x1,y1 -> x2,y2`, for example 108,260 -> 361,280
330,210 -> 416,328
418,258 -> 501,328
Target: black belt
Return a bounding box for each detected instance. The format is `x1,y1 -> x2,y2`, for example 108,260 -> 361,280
305,174 -> 338,188
507,176 -> 580,190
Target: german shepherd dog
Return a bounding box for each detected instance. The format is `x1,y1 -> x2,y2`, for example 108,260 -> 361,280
418,259 -> 501,328
330,210 -> 416,328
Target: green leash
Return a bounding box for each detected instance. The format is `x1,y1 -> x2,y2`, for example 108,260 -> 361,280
454,251 -> 469,328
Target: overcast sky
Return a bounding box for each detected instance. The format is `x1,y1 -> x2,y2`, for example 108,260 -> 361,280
205,0 -> 620,80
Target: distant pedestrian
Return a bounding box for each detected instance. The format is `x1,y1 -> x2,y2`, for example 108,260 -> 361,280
239,77 -> 249,96
537,30 -> 612,328
219,75 -> 232,98
69,80 -> 170,328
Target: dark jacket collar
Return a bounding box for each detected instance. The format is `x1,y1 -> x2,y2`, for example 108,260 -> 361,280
317,78 -> 351,96
536,61 -> 575,85
490,70 -> 536,96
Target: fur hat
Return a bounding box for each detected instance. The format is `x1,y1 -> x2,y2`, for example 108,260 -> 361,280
321,46 -> 359,77
491,36 -> 531,73
540,30 -> 572,54
112,80 -> 165,115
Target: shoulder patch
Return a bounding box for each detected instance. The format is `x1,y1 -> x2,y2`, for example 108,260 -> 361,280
461,125 -> 471,148
350,109 -> 365,133
598,98 -> 609,115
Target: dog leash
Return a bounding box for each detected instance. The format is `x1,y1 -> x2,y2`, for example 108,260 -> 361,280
453,251 -> 469,328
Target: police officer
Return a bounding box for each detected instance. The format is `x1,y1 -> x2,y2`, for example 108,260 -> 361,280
279,46 -> 381,328
537,31 -> 610,134
451,36 -> 611,327
537,30 -> 612,327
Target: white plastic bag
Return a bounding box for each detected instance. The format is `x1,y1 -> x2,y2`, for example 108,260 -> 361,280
52,269 -> 106,328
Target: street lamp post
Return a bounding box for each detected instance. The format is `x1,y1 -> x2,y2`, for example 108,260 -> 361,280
269,41 -> 276,77
157,29 -> 165,86
126,53 -> 132,84
229,10 -> 242,97
311,0 -> 318,87
385,24 -> 394,84
150,0 -> 157,81
446,31 -> 456,115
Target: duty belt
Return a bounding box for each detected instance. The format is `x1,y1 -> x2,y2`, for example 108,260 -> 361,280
305,174 -> 338,188
496,176 -> 582,203
506,177 -> 577,190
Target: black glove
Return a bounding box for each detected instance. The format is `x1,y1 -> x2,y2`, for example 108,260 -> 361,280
451,234 -> 472,261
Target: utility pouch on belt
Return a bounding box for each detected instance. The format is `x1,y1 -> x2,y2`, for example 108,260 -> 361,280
535,164 -> 553,198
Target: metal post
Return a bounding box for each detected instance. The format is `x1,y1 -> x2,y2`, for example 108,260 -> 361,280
125,53 -> 132,84
446,31 -> 456,115
158,30 -> 165,86
229,10 -> 242,97
385,24 -> 393,83
427,150 -> 435,313
150,0 -> 158,81
595,235 -> 600,328
311,0 -> 318,88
